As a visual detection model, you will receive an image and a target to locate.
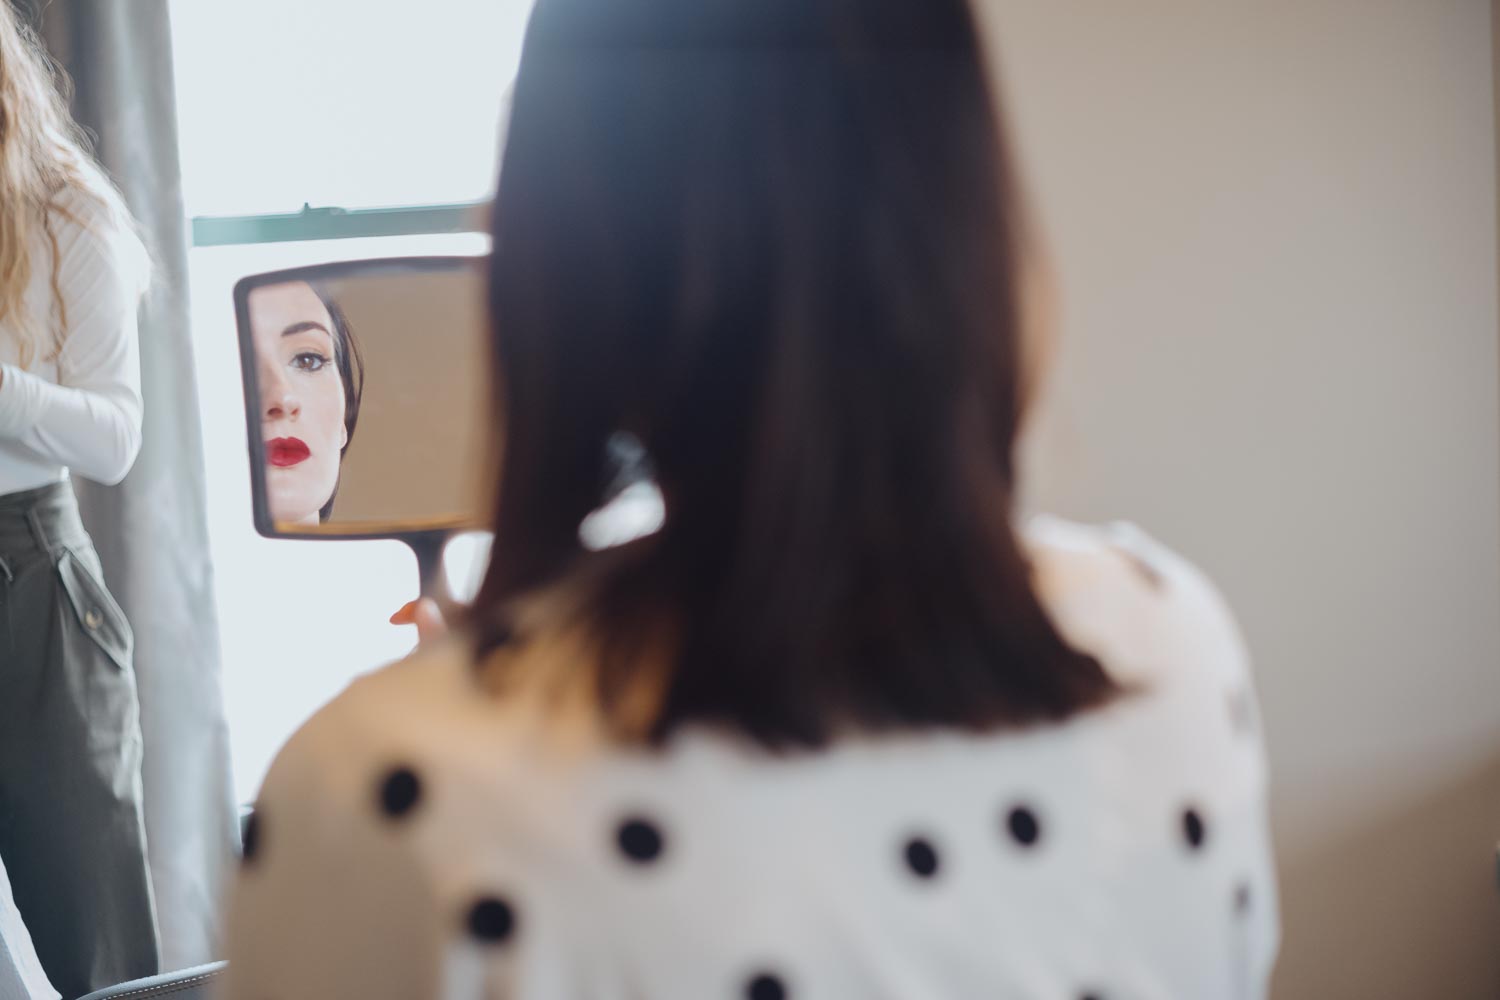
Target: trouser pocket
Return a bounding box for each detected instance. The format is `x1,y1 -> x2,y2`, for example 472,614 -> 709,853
55,543 -> 133,673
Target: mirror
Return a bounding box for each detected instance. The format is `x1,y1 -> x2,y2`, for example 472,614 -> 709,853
233,256 -> 490,553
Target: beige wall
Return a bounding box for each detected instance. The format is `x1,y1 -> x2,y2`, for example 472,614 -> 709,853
980,2 -> 1500,997
322,266 -> 490,526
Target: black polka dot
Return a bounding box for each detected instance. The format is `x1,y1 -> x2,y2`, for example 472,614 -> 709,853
466,896 -> 516,943
746,972 -> 787,1000
904,837 -> 941,879
1006,805 -> 1041,848
1234,882 -> 1252,915
1182,807 -> 1208,851
617,817 -> 665,864
378,766 -> 423,819
240,810 -> 260,866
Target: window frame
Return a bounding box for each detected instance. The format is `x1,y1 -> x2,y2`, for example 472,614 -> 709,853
191,200 -> 492,248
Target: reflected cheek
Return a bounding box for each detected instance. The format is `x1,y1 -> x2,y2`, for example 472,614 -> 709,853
305,391 -> 346,505
309,383 -> 347,453
310,447 -> 340,491
265,448 -> 340,522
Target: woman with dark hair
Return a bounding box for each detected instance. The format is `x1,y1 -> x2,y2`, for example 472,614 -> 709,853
247,279 -> 364,525
225,0 -> 1278,996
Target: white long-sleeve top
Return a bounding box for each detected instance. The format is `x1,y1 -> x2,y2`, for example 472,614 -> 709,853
0,185 -> 148,493
224,515 -> 1279,999
0,849 -> 56,1000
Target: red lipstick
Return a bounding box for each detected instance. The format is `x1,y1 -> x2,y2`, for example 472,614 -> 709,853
267,437 -> 311,468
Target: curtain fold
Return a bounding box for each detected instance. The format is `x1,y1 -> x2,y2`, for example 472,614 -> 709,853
15,0 -> 236,970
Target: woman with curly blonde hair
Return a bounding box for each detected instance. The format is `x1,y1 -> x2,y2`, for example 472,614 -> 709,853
0,4 -> 156,998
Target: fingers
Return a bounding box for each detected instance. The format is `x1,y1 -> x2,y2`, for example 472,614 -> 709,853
413,598 -> 448,644
391,598 -> 450,645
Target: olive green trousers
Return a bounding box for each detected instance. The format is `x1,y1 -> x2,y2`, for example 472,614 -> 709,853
0,482 -> 159,999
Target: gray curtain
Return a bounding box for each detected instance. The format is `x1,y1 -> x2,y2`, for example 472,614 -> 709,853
14,0 -> 236,971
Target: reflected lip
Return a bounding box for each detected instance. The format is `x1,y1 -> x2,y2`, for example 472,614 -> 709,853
267,437 -> 311,468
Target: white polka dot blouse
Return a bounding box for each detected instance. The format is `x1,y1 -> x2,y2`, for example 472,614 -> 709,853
224,515 -> 1279,998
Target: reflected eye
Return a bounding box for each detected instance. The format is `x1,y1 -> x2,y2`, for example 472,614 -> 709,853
290,351 -> 331,373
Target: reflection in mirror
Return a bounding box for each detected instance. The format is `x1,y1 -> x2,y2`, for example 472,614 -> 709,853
237,258 -> 488,538
248,280 -> 358,526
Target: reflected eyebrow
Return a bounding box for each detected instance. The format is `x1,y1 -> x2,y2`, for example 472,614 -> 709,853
282,320 -> 331,338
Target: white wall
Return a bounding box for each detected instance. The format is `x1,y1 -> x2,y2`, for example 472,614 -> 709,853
982,2 -> 1500,997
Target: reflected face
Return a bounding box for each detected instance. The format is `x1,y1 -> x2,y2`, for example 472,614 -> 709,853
249,282 -> 347,525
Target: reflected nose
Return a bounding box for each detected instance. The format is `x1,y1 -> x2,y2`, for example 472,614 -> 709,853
259,363 -> 300,422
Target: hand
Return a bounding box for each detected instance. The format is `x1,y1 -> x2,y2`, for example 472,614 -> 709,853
389,597 -> 448,645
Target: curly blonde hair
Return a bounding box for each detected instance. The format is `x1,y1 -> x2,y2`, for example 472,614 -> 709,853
0,5 -> 142,369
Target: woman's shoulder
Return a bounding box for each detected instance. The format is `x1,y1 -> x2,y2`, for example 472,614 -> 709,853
1019,512 -> 1252,690
276,515 -> 1257,776
267,638 -> 494,777
254,514 -> 1261,836
256,634 -> 589,829
246,639 -> 527,890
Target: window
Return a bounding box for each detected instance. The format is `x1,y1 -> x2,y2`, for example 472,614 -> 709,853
168,0 -> 531,801
170,1 -> 522,217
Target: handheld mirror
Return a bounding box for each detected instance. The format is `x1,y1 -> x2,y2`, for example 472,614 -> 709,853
233,256 -> 490,600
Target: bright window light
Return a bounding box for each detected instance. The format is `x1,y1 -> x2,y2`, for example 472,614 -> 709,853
170,0 -> 529,217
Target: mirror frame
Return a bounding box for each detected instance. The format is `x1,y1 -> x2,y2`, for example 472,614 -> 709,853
232,254 -> 490,545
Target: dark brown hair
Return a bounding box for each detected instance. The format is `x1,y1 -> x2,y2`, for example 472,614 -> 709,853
472,0 -> 1117,745
313,286 -> 364,523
